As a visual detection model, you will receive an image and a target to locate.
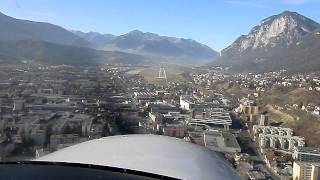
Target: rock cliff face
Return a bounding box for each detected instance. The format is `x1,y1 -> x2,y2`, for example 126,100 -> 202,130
222,11 -> 320,58
210,11 -> 320,72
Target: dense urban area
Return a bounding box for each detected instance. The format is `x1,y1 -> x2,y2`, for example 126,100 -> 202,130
0,63 -> 319,180
1,3 -> 320,179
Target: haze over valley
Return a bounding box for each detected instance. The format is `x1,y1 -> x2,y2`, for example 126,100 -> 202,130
0,10 -> 319,72
0,2 -> 320,179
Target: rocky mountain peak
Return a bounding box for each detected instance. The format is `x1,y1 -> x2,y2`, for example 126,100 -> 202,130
127,29 -> 144,35
222,11 -> 320,56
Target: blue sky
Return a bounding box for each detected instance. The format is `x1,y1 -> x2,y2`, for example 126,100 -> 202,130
0,0 -> 319,51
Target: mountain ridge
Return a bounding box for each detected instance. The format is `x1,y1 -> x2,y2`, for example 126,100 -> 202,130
213,11 -> 320,72
0,40 -> 148,65
221,11 -> 320,58
70,30 -> 115,48
0,12 -> 91,47
100,30 -> 218,64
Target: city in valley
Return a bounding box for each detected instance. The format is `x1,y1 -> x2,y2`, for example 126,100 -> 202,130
1,2 -> 320,179
0,63 -> 319,179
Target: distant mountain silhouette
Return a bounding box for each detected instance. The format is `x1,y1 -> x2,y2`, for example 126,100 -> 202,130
100,30 -> 218,64
0,12 -> 91,47
71,31 -> 115,48
0,40 -> 148,65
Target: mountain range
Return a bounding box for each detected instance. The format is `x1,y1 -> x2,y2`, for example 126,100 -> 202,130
213,11 -> 320,72
0,10 -> 319,71
0,12 -> 90,47
71,30 -> 218,64
0,11 -> 216,65
102,30 -> 218,63
70,31 -> 116,49
0,40 -> 148,65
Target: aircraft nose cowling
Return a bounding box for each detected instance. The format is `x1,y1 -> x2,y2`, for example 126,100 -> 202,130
35,134 -> 241,180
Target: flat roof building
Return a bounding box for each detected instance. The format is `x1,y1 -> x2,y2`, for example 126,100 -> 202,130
247,170 -> 266,180
293,147 -> 320,163
203,130 -> 241,153
190,108 -> 232,130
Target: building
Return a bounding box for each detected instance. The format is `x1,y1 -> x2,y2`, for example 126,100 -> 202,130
180,96 -> 196,111
247,171 -> 266,180
249,114 -> 260,124
35,148 -> 49,158
259,112 -> 269,126
163,124 -> 187,138
253,125 -> 293,138
242,105 -> 259,116
38,88 -> 54,94
50,134 -> 79,151
82,118 -> 93,137
236,98 -> 259,116
203,130 -> 241,153
293,161 -> 320,180
259,133 -> 304,152
150,111 -> 188,137
253,125 -> 305,152
180,95 -> 221,111
13,99 -> 26,112
30,129 -> 46,146
293,147 -> 320,163
0,98 -> 2,120
148,102 -> 181,114
264,151 -> 277,169
133,92 -> 157,105
189,108 -> 232,130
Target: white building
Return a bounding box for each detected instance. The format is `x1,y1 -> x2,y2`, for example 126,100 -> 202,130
180,96 -> 196,111
293,161 -> 320,180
